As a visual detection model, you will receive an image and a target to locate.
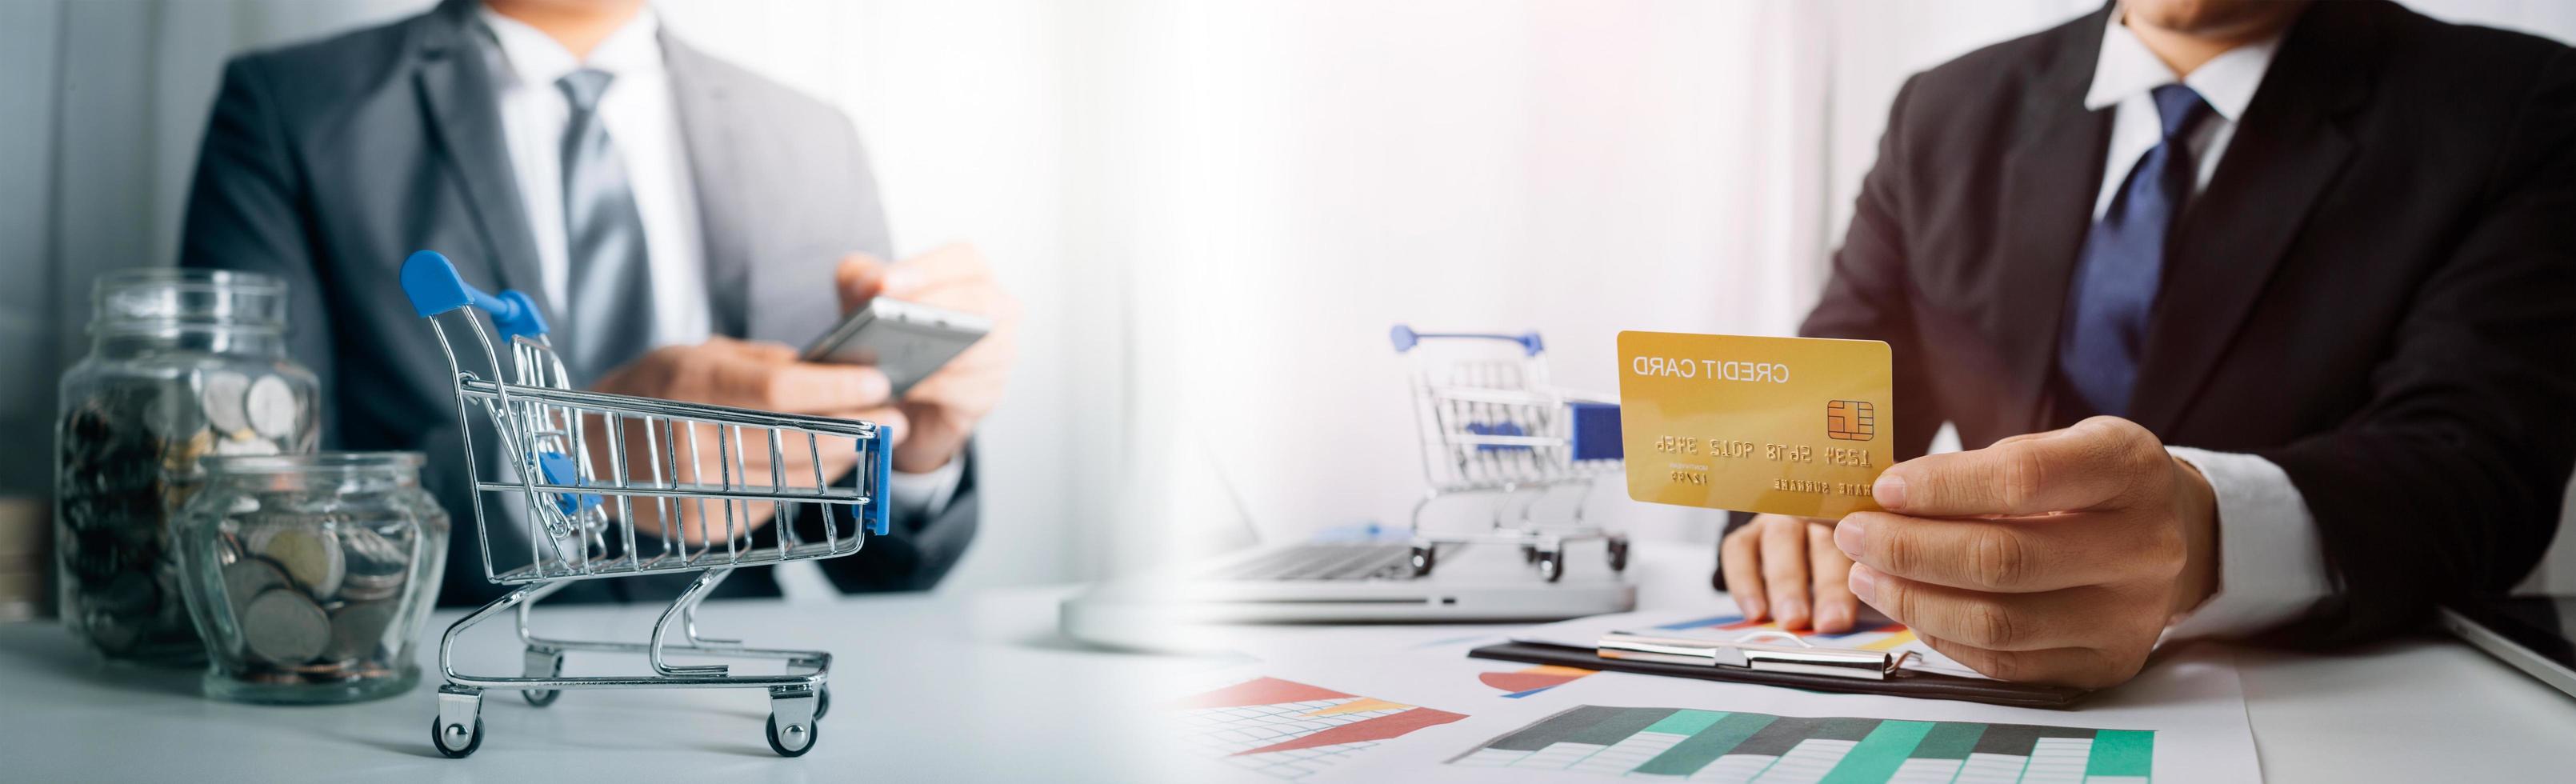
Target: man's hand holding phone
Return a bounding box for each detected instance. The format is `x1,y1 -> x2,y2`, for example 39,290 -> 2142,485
834,243 -> 1021,474
582,243 -> 1017,541
588,337 -> 905,542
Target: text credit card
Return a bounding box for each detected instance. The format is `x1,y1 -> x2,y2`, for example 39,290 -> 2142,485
1617,331 -> 1893,518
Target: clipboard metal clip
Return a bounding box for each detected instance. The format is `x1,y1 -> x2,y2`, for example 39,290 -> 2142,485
1596,630 -> 1918,681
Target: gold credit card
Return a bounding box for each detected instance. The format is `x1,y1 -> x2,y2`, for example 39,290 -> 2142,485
1618,331 -> 1893,518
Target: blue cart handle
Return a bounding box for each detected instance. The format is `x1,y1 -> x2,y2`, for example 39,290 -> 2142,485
1390,324 -> 1543,356
400,250 -> 550,342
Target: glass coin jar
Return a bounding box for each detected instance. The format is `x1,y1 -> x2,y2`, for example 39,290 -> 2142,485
175,453 -> 448,703
56,269 -> 321,665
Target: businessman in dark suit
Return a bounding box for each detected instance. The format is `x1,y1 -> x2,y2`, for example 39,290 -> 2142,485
177,0 -> 1018,606
1720,0 -> 2576,687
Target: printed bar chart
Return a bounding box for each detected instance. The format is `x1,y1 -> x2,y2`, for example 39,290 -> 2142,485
1450,706 -> 2152,783
1178,677 -> 1469,780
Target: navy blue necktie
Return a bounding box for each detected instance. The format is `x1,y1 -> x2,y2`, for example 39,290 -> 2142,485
2057,84 -> 2213,418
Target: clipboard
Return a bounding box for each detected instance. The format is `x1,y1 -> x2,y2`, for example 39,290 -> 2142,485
1468,629 -> 2091,709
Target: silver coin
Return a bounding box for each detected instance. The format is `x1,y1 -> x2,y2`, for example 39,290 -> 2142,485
338,582 -> 398,603
245,374 -> 298,440
221,558 -> 290,611
324,600 -> 399,662
200,370 -> 251,434
250,526 -> 345,599
241,588 -> 330,666
339,571 -> 405,602
341,527 -> 408,570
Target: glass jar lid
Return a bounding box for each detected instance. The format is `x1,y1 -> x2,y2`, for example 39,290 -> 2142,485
92,268 -> 289,335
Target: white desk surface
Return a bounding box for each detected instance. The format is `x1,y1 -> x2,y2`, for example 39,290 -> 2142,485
3,540 -> 2573,782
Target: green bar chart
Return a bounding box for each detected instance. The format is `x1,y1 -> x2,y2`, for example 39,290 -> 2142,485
1448,706 -> 2153,783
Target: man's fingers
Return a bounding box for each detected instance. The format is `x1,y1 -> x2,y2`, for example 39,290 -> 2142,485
836,253 -> 892,314
704,353 -> 894,414
1720,526 -> 1768,621
1874,417 -> 2162,517
1806,522 -> 1858,633
1758,515 -> 1812,630
1914,634 -> 2137,689
1847,563 -> 2117,651
1835,510 -> 2155,592
734,340 -> 800,363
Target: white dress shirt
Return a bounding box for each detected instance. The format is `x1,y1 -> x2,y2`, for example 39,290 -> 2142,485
478,7 -> 710,353
475,7 -> 964,599
2078,12 -> 2331,638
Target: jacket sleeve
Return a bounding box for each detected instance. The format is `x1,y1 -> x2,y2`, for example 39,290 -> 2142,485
2254,48 -> 2576,647
1798,74 -> 1939,465
815,446 -> 981,591
174,56 -> 339,443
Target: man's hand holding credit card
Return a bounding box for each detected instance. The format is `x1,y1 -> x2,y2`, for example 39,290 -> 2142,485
1620,331 -> 2226,688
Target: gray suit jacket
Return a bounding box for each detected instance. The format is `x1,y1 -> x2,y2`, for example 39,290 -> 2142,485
177,0 -> 978,606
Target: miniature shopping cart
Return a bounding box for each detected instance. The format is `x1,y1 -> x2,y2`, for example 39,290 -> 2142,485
1392,325 -> 1626,582
400,251 -> 889,758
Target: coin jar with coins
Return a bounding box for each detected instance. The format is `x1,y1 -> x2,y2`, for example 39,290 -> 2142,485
55,269 -> 322,665
174,453 -> 447,703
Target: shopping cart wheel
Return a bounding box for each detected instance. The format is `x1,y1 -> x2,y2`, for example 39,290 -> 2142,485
1537,550 -> 1564,582
434,686 -> 485,758
1410,545 -> 1437,577
432,716 -> 484,758
766,714 -> 819,758
1522,545 -> 1540,564
522,647 -> 565,706
1607,537 -> 1630,572
816,688 -> 831,721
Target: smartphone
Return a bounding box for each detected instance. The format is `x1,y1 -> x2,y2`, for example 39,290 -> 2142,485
799,298 -> 992,395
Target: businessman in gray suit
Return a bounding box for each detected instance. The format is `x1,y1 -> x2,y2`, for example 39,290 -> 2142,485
176,0 -> 1019,606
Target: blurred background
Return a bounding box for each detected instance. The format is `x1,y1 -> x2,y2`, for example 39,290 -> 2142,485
6,0 -> 2576,610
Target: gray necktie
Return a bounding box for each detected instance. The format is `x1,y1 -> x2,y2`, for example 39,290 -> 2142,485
556,68 -> 654,384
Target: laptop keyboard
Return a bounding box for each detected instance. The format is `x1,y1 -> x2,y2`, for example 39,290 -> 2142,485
1209,543 -> 1414,581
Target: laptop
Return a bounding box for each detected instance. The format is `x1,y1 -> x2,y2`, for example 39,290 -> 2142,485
1059,535 -> 1634,651
2441,596 -> 2576,698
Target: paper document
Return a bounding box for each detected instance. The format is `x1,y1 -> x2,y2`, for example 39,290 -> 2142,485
1512,606 -> 1991,680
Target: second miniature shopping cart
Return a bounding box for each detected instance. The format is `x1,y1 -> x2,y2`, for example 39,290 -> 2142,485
400,251 -> 890,758
1391,325 -> 1626,582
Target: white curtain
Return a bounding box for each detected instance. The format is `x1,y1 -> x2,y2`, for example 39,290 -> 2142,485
7,0 -> 2574,590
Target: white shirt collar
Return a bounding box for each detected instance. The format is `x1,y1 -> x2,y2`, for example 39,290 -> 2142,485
2083,8 -> 2282,124
476,3 -> 666,89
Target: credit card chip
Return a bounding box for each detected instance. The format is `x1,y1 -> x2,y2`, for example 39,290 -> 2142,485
1826,399 -> 1875,441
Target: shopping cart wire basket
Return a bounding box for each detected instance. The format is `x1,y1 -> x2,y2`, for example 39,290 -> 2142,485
400,250 -> 890,758
1390,324 -> 1626,582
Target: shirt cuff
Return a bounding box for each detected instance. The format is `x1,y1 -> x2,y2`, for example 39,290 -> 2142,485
2163,446 -> 2334,639
886,454 -> 966,519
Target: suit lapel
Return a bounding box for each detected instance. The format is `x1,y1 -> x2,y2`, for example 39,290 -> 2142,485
2125,3 -> 2374,433
410,0 -> 557,337
1995,9 -> 2114,434
662,34 -> 754,339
